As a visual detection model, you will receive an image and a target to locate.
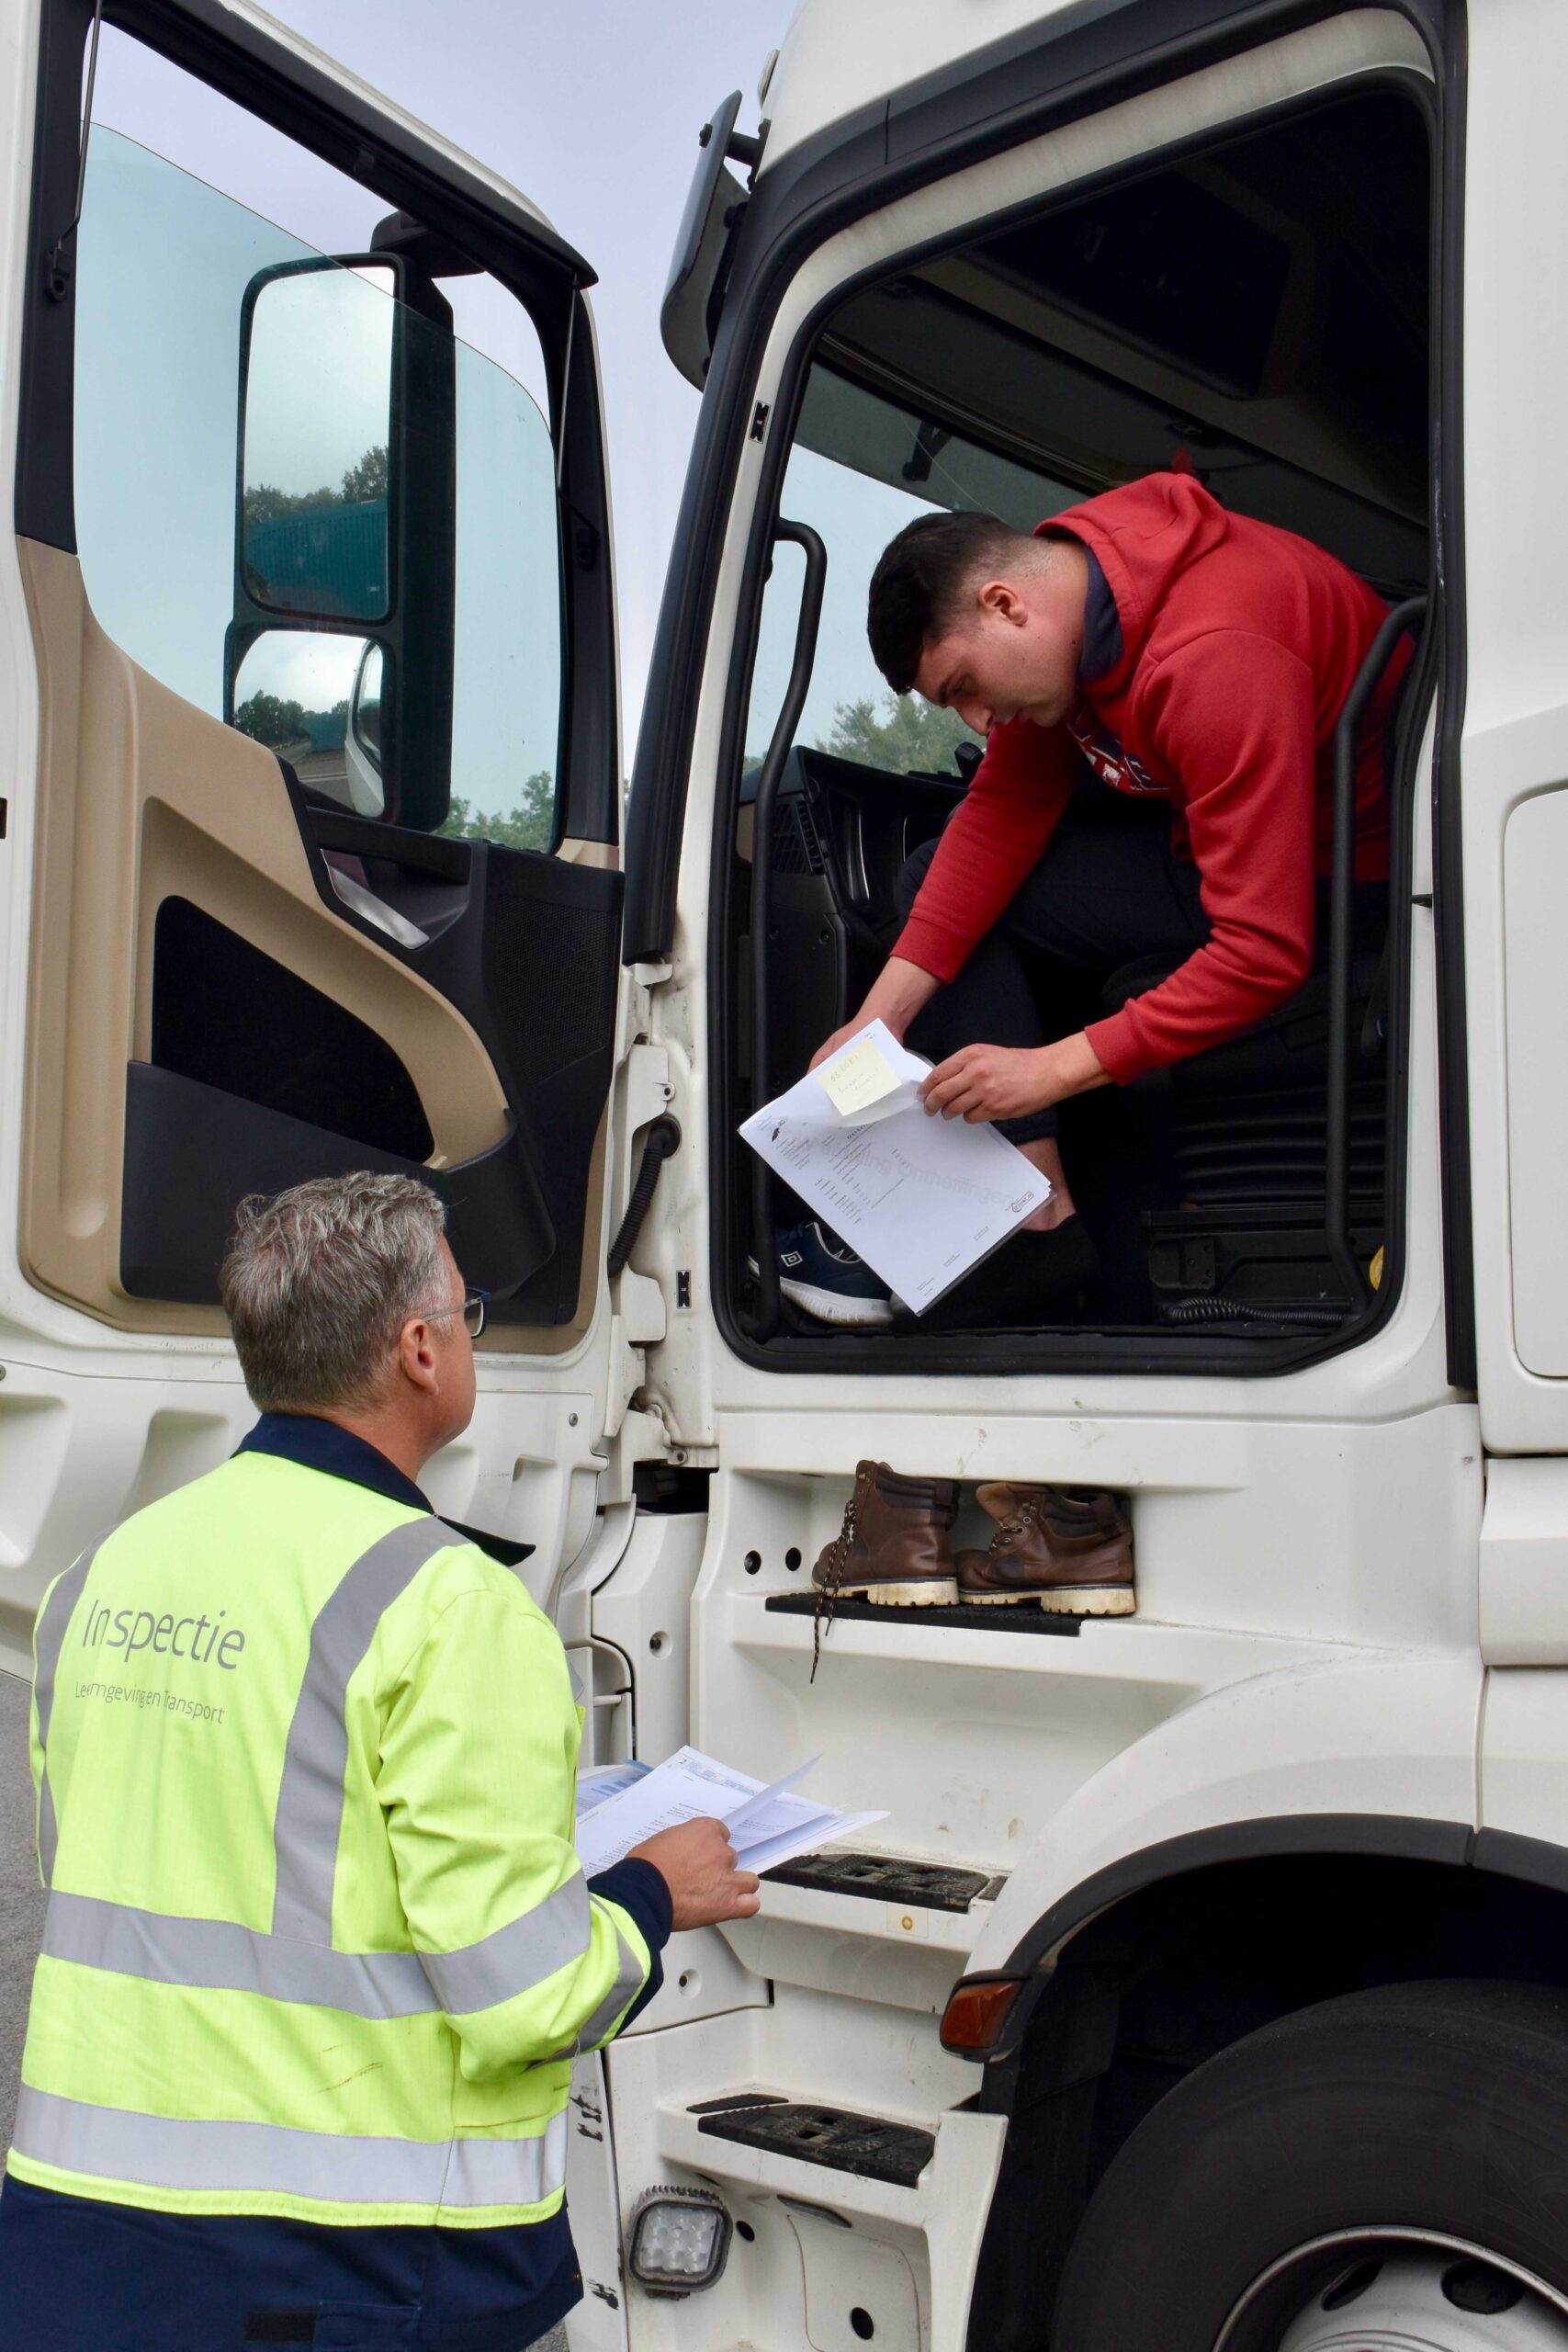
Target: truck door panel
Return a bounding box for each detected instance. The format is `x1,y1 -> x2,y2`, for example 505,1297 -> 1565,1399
284,791 -> 624,1329
17,534 -> 551,1329
14,25 -> 624,1340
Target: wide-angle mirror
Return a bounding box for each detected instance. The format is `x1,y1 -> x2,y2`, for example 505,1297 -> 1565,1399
229,628 -> 387,816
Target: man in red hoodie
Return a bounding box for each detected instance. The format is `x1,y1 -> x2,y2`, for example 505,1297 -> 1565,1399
807,472 -> 1406,1328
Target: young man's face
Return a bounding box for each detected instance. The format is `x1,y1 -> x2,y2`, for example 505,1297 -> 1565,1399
911,562 -> 1086,739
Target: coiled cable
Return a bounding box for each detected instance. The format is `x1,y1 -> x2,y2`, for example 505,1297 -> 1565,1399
1160,1293 -> 1349,1331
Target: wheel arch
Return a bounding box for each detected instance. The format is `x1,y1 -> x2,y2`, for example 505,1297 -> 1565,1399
986,1811 -> 1568,2066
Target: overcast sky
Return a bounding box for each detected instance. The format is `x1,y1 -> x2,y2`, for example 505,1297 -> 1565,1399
93,0 -> 794,755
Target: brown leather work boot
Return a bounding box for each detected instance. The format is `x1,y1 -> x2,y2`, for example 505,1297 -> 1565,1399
814,1462 -> 960,1609
955,1484 -> 1134,1615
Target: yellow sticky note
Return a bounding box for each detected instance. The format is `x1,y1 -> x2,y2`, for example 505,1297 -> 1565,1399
818,1036 -> 902,1117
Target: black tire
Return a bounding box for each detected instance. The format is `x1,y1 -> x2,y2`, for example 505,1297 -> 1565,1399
1052,1980 -> 1568,2352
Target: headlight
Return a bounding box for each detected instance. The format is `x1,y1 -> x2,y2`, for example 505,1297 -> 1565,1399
627,2186 -> 733,2297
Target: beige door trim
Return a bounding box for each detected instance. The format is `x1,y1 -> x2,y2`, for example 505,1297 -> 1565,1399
18,537 -> 511,1332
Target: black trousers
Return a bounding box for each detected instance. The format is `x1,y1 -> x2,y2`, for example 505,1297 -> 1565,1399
897,790 -> 1209,1145
897,786 -> 1386,1146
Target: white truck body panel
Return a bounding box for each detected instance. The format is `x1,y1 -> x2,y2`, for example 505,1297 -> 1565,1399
6,0 -> 1568,2342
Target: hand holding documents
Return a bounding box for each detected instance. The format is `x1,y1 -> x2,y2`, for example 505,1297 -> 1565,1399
740,1019 -> 1052,1315
575,1746 -> 886,1880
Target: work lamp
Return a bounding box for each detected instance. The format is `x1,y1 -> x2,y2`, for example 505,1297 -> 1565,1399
626,2186 -> 733,2297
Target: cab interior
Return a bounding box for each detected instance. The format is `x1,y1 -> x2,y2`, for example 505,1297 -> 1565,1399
721,81 -> 1434,1363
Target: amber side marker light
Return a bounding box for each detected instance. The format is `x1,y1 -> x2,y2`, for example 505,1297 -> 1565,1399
941,1974 -> 1026,2055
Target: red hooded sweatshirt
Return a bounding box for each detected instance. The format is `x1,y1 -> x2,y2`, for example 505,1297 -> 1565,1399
891,473 -> 1407,1084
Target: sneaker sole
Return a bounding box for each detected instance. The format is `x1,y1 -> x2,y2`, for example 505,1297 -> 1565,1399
776,1276 -> 894,1329
960,1586 -> 1136,1616
817,1579 -> 960,1607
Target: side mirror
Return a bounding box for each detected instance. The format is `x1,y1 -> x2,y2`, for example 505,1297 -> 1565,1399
227,254 -> 455,828
238,264 -> 394,622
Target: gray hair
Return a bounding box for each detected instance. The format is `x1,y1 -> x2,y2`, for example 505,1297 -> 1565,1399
220,1173 -> 449,1412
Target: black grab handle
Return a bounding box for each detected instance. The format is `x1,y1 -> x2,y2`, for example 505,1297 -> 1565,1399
1325,594 -> 1427,1312
748,520 -> 828,1339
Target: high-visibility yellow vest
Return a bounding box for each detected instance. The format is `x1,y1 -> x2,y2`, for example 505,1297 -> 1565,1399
9,1452 -> 652,2229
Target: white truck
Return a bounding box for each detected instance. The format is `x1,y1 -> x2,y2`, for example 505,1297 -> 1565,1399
2,0 -> 1565,2344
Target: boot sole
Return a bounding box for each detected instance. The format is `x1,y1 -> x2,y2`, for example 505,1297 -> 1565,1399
818,1579 -> 961,1607
960,1587 -> 1136,1616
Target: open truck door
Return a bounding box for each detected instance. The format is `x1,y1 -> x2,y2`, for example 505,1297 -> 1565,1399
0,0 -> 663,1671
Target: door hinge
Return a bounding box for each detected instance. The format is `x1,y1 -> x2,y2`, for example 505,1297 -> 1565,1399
750,401 -> 771,441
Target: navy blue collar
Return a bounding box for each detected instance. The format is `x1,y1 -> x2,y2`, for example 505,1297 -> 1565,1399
1077,547 -> 1125,684
235,1412 -> 432,1514
234,1413 -> 535,1567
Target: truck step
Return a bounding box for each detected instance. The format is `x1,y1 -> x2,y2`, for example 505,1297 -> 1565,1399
764,1590 -> 1081,1636
763,1850 -> 999,1911
693,2093 -> 935,2188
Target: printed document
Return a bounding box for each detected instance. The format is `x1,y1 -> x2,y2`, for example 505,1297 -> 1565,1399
739,1019 -> 1051,1314
575,1759 -> 650,1817
575,1746 -> 886,1878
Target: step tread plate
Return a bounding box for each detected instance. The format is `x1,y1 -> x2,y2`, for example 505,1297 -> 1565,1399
694,2095 -> 935,2189
764,1591 -> 1081,1636
762,1850 -> 999,1911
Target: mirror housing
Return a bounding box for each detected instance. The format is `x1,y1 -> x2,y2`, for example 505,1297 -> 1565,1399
661,92 -> 750,390
227,252 -> 455,830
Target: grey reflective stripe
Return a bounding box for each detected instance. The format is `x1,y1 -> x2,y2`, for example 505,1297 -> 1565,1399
32,1544 -> 103,1888
272,1517 -> 458,1940
36,1781 -> 58,1889
47,1881 -> 601,2025
43,1892 -> 438,2020
419,1874 -> 591,2017
446,2109 -> 569,2207
551,1921 -> 646,2058
13,2087 -> 569,2212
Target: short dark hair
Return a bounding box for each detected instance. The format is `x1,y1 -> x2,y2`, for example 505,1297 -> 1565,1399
867,511 -> 1038,693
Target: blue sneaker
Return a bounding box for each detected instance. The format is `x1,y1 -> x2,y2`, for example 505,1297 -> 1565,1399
751,1222 -> 894,1329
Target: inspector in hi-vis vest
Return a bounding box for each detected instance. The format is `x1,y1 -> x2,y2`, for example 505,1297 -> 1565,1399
11,1428 -> 660,2229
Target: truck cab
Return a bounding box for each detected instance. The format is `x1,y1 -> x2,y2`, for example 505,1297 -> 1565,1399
4,0 -> 1568,2345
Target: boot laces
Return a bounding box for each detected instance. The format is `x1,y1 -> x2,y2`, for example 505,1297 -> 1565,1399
812,1492 -> 859,1680
995,1491 -> 1046,1550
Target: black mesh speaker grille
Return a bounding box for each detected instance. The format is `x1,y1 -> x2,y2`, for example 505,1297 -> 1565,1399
479,889 -> 621,1093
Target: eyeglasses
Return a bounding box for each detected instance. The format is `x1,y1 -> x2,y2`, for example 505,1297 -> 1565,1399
423,1287 -> 489,1340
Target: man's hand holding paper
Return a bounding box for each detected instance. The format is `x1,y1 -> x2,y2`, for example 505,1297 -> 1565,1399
580,1747 -> 886,1897
740,1019 -> 1052,1315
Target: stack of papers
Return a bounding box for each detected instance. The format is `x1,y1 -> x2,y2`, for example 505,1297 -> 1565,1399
739,1019 -> 1051,1314
574,1746 -> 885,1879
575,1760 -> 652,1815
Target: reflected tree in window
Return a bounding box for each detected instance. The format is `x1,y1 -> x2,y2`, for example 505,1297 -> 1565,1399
438,770 -> 556,852
818,694 -> 970,775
